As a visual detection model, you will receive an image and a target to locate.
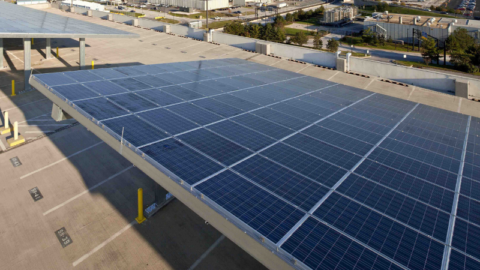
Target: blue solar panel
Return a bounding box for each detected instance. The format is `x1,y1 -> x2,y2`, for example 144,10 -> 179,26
178,129 -> 252,166
83,81 -> 129,95
76,97 -> 129,120
355,160 -> 455,212
141,138 -> 223,185
261,143 -> 347,187
282,217 -> 403,270
135,89 -> 182,106
52,84 -> 98,101
64,70 -> 103,83
338,174 -> 450,242
452,218 -> 480,261
138,108 -> 199,135
108,93 -> 158,113
31,59 -> 478,270
208,120 -> 275,151
233,155 -> 330,211
110,78 -> 152,91
196,170 -> 305,243
103,115 -> 168,147
313,193 -> 445,270
449,250 -> 480,270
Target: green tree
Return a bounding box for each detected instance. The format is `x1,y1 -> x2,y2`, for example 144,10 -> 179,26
291,31 -> 309,46
446,28 -> 475,53
430,5 -> 435,10
421,37 -> 439,65
292,11 -> 299,21
313,33 -> 323,49
249,24 -> 261,39
262,23 -> 275,41
297,9 -> 305,20
285,13 -> 294,23
224,21 -> 246,36
362,28 -> 374,44
273,27 -> 286,43
274,15 -> 286,28
327,38 -> 339,52
378,35 -> 386,46
305,10 -> 313,18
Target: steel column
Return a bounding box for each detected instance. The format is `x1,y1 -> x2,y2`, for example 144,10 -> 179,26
46,38 -> 51,59
79,38 -> 85,70
24,38 -> 31,91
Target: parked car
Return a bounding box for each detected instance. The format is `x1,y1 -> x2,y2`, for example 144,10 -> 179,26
424,8 -> 431,11
213,16 -> 221,20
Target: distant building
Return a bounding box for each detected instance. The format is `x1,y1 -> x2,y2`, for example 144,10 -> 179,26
321,6 -> 358,24
147,0 -> 230,11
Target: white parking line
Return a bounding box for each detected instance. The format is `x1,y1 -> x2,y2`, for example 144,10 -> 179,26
4,98 -> 49,111
187,235 -> 225,270
43,166 -> 133,216
25,131 -> 55,134
18,113 -> 50,123
20,141 -> 104,179
72,220 -> 136,267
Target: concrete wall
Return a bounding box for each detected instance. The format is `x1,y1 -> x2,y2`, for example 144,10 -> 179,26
349,57 -> 480,94
212,32 -> 337,68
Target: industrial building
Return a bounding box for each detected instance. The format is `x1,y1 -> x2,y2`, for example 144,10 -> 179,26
321,6 -> 358,25
147,0 -> 230,10
364,13 -> 480,43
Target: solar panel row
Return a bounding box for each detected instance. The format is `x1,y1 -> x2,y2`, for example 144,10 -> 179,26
32,58 -> 480,270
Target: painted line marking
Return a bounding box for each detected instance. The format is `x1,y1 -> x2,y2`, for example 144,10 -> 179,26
4,98 -> 49,111
18,113 -> 50,123
407,86 -> 416,100
364,79 -> 375,89
327,71 -> 339,80
25,131 -> 55,134
0,139 -> 6,151
187,235 -> 225,270
457,98 -> 462,113
20,142 -> 104,180
43,166 -> 133,216
72,220 -> 135,267
19,124 -> 68,127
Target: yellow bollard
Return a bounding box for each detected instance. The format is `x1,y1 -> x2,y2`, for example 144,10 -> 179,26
135,188 -> 146,224
31,38 -> 34,45
7,121 -> 25,147
56,47 -> 59,58
91,60 -> 94,70
11,80 -> 15,97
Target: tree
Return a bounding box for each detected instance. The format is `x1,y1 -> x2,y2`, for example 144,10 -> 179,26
224,21 -> 246,36
297,9 -> 305,20
292,11 -> 299,21
274,15 -> 286,28
272,27 -> 286,43
378,35 -> 386,46
313,33 -> 323,49
327,38 -> 339,52
262,23 -> 275,41
291,31 -> 309,46
362,28 -> 374,44
430,5 -> 435,10
285,13 -> 294,23
446,28 -> 475,53
421,37 -> 439,65
249,24 -> 261,39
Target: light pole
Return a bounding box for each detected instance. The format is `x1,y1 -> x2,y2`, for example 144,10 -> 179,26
200,0 -> 211,29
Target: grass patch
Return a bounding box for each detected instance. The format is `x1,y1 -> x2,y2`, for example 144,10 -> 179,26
295,16 -> 322,26
110,10 -> 144,18
395,60 -> 480,76
340,51 -> 367,57
156,18 -> 180,24
341,36 -> 417,53
360,6 -> 455,18
285,28 -> 316,36
202,20 -> 239,29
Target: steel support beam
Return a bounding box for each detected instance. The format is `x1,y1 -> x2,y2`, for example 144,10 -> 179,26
79,38 -> 85,70
24,38 -> 31,91
46,38 -> 51,59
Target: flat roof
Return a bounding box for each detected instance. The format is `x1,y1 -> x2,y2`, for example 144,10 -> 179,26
0,2 -> 138,38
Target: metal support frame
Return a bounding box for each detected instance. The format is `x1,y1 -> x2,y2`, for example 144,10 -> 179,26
24,38 -> 31,91
79,38 -> 85,70
144,183 -> 175,218
46,38 -> 52,59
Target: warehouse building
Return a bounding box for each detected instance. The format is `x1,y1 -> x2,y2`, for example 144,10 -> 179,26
147,0 -> 230,10
321,6 -> 358,25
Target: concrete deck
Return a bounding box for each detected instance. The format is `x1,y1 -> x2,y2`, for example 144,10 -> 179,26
2,6 -> 480,270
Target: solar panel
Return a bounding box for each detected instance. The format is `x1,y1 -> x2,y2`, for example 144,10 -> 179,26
31,58 -> 480,270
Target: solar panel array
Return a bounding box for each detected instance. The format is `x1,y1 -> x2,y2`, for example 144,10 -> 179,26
0,2 -> 137,38
31,59 -> 480,270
